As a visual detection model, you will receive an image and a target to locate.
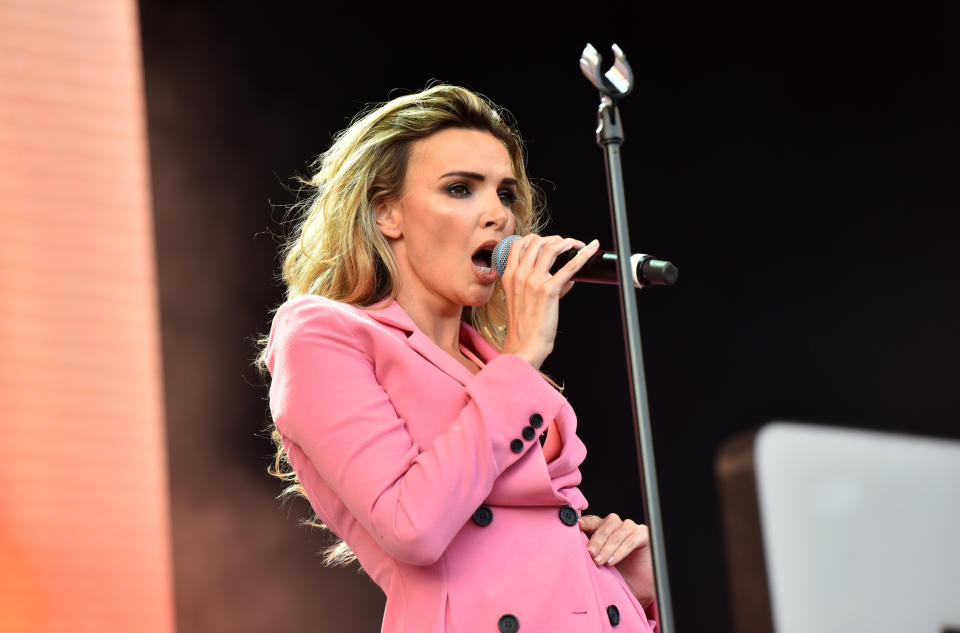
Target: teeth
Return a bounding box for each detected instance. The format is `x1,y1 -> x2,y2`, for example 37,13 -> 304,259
477,266 -> 491,273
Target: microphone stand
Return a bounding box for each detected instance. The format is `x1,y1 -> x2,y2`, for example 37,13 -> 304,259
580,43 -> 677,633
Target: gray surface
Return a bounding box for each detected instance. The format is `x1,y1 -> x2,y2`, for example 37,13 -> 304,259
755,423 -> 960,633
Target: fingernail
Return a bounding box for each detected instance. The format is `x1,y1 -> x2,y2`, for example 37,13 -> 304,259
606,556 -> 616,565
589,239 -> 599,247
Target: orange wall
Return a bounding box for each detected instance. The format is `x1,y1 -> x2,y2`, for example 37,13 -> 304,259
0,1 -> 175,632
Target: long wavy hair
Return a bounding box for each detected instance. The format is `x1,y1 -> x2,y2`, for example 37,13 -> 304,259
259,85 -> 545,565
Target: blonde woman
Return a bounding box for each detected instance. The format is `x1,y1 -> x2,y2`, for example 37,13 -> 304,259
262,85 -> 657,632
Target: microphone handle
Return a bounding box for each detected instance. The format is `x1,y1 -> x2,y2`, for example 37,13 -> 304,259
550,248 -> 678,287
549,249 -> 618,284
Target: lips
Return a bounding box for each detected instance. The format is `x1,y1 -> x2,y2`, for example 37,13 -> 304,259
470,240 -> 498,282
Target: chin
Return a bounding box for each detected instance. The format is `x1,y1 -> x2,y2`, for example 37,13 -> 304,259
460,289 -> 495,308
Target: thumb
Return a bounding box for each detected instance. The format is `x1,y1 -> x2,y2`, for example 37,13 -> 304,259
578,514 -> 602,533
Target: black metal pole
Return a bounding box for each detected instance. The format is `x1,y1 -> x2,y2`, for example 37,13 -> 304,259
596,95 -> 676,633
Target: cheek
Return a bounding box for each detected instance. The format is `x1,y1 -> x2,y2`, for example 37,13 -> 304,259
407,212 -> 446,250
507,211 -> 519,235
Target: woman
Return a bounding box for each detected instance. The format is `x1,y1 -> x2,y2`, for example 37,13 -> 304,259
262,85 -> 657,632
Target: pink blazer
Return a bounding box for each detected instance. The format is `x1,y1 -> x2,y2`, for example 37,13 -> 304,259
266,295 -> 656,633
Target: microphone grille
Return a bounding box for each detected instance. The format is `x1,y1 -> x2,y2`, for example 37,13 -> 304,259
492,235 -> 521,276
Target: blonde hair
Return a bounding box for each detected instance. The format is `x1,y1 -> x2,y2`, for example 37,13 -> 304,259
261,85 -> 545,565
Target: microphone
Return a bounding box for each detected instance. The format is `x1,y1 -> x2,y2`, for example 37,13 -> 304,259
492,235 -> 678,288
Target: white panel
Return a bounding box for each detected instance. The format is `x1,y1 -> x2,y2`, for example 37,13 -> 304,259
756,423 -> 960,633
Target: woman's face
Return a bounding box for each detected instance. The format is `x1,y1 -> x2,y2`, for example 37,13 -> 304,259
377,127 -> 518,313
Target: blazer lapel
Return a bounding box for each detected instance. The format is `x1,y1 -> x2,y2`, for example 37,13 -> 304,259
365,301 -> 475,386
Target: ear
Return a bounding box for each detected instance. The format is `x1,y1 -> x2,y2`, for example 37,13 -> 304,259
375,198 -> 403,239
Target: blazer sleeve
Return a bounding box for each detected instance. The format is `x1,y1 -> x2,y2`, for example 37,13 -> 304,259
265,298 -> 568,566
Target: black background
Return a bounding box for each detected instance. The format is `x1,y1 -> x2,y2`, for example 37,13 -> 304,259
140,2 -> 959,631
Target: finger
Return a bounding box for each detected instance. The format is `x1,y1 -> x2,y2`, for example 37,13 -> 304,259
507,235 -> 585,281
559,280 -> 576,299
502,233 -> 540,276
538,237 -> 585,272
506,234 -> 556,284
549,238 -> 600,284
516,236 -> 587,295
585,513 -> 622,558
578,514 -> 603,534
593,520 -> 638,565
606,524 -> 650,566
525,235 -> 568,272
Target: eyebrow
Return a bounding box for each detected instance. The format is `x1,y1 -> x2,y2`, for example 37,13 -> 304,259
440,171 -> 519,187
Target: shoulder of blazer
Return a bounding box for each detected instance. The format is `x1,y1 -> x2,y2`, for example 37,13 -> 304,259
272,295 -> 415,335
265,296 -> 403,369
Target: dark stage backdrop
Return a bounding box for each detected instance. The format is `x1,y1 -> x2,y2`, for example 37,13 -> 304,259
139,3 -> 959,632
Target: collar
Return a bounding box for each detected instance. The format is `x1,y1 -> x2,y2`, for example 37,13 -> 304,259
363,300 -> 497,386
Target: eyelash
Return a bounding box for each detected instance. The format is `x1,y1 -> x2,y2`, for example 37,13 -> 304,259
446,182 -> 518,206
447,183 -> 470,197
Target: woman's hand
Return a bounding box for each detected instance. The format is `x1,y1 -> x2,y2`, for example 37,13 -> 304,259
579,513 -> 656,609
499,234 -> 600,369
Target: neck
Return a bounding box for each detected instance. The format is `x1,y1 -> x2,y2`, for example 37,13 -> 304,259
394,288 -> 464,357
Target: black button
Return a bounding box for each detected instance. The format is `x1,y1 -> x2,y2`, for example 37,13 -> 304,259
510,439 -> 523,454
498,614 -> 519,633
472,505 -> 493,527
529,413 -> 544,428
558,505 -> 578,526
521,426 -> 536,441
607,604 -> 621,626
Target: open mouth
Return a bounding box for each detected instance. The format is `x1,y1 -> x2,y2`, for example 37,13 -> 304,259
471,247 -> 494,273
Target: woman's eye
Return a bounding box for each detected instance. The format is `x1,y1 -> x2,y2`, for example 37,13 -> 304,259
498,189 -> 518,205
447,183 -> 470,197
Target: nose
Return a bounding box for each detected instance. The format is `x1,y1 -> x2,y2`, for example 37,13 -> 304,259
481,190 -> 512,232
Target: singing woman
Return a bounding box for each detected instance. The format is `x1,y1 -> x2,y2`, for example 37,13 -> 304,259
260,84 -> 656,632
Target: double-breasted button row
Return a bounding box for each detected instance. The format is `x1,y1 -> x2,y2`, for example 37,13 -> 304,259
509,413 -> 545,454
498,613 -> 519,632
473,505 -> 578,528
497,606 -> 618,630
